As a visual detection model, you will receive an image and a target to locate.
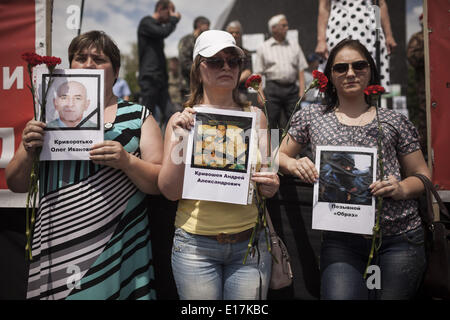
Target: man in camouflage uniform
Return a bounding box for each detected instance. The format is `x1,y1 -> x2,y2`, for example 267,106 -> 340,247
178,16 -> 210,101
407,14 -> 427,157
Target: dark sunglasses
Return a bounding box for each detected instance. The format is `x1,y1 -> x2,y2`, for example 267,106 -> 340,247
332,60 -> 369,74
202,57 -> 242,69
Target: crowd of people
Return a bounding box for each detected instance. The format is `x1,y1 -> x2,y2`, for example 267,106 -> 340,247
6,0 -> 431,301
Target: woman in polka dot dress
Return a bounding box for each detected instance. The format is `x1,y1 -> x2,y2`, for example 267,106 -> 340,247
315,0 -> 397,89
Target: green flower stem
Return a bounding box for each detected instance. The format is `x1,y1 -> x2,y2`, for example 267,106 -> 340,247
244,78 -> 320,265
270,84 -> 313,166
25,182 -> 32,259
364,97 -> 385,278
24,63 -> 55,260
26,65 -> 38,120
283,81 -> 317,135
243,224 -> 257,264
243,195 -> 268,264
243,84 -> 313,265
25,152 -> 40,260
255,90 -> 271,159
364,197 -> 382,278
282,91 -> 304,138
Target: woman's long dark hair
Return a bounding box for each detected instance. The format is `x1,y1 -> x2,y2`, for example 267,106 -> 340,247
323,39 -> 381,112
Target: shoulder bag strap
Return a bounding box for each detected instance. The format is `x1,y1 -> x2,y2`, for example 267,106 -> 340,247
265,209 -> 276,236
413,173 -> 450,223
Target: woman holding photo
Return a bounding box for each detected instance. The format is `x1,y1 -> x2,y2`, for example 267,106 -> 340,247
6,31 -> 163,299
158,30 -> 279,300
279,39 -> 430,299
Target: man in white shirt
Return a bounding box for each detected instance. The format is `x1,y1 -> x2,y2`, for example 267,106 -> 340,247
254,14 -> 308,129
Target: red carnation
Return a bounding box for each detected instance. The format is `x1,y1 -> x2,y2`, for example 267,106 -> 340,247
21,52 -> 43,67
42,56 -> 62,72
311,70 -> 328,92
42,56 -> 62,68
245,74 -> 262,90
364,85 -> 385,96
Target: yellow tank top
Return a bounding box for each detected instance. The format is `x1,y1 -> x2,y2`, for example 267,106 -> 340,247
175,106 -> 263,235
175,200 -> 258,235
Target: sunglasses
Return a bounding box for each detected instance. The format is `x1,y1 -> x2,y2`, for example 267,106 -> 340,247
201,57 -> 242,69
332,60 -> 370,74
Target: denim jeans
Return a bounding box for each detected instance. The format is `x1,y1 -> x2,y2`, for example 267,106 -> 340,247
171,227 -> 272,300
320,227 -> 426,300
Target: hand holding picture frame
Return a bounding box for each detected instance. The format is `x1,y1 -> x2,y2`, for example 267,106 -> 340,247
182,106 -> 257,205
34,68 -> 104,161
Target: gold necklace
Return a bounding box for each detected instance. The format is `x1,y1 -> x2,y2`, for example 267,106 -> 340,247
335,106 -> 372,126
335,106 -> 374,145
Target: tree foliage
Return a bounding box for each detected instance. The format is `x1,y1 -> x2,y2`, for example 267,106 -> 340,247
122,42 -> 140,102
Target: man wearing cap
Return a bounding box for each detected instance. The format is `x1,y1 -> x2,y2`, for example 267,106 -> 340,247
254,14 -> 308,129
137,0 -> 181,126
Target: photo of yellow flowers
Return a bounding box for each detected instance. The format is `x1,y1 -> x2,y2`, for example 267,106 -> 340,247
191,112 -> 252,173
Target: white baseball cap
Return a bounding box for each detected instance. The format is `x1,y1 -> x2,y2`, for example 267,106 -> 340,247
193,30 -> 244,60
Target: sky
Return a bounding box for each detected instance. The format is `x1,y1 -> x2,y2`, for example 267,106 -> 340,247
406,0 -> 423,39
52,0 -> 235,68
52,0 -> 423,69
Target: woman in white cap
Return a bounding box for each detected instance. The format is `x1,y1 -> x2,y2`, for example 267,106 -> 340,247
158,30 -> 279,300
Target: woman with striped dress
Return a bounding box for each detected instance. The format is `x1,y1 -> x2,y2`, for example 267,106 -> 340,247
6,31 -> 163,300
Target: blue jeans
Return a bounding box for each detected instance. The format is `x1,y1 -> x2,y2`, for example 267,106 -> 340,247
320,227 -> 426,300
171,227 -> 272,300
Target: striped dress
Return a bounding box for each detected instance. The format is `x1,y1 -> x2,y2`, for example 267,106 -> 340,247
27,100 -> 156,300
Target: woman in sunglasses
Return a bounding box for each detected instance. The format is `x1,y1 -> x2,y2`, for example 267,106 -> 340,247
158,30 -> 279,300
279,39 -> 430,299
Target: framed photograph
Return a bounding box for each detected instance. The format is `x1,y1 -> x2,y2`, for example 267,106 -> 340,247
33,68 -> 104,161
182,106 -> 257,205
191,112 -> 252,173
312,145 -> 377,235
43,74 -> 101,130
